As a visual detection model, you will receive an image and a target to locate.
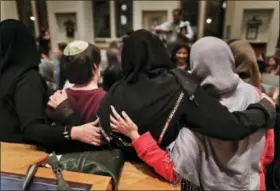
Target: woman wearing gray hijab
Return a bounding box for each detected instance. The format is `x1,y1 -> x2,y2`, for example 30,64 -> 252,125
109,37 -> 272,190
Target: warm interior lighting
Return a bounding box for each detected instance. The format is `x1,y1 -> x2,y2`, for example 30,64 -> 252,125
30,16 -> 36,21
206,18 -> 212,24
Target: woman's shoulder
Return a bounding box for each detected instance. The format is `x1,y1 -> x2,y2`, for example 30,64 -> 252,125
19,69 -> 42,81
167,128 -> 203,161
176,128 -> 204,146
234,81 -> 260,108
16,70 -> 47,90
239,81 -> 260,98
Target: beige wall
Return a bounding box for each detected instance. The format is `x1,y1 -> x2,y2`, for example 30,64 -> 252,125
133,1 -> 180,30
45,0 -> 180,47
1,0 -> 18,21
223,1 -> 235,39
241,9 -> 273,42
46,1 -> 94,51
197,1 -> 206,39
0,1 -> 38,36
224,1 -> 279,56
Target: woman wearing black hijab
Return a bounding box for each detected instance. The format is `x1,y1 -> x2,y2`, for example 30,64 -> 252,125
98,30 -> 276,154
0,20 -> 101,152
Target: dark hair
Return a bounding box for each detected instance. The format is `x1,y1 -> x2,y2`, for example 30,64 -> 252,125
227,39 -> 240,45
39,29 -> 47,38
58,42 -> 67,52
102,63 -> 123,91
61,43 -> 101,85
171,43 -> 190,65
268,56 -> 279,65
122,29 -> 134,43
126,29 -> 134,36
258,52 -> 266,61
257,60 -> 266,74
109,41 -> 118,49
107,49 -> 120,66
173,8 -> 182,15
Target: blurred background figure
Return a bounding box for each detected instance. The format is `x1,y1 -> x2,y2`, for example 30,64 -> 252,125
170,43 -> 190,70
37,29 -> 51,59
56,42 -> 67,60
106,29 -> 134,67
38,58 -> 57,94
256,52 -> 267,93
257,53 -> 266,72
228,39 -> 260,88
107,41 -> 121,66
0,0 -> 279,189
266,57 -> 280,75
155,8 -> 193,54
102,62 -> 123,91
56,42 -> 68,89
38,38 -> 60,92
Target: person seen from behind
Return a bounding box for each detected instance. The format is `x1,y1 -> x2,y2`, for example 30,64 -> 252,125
109,37 -> 275,190
37,29 -> 51,59
256,52 -> 267,93
155,8 -> 194,41
0,19 -> 102,151
48,40 -> 105,124
98,30 -> 276,164
266,56 -> 280,75
229,39 -> 275,189
102,62 -> 123,91
228,39 -> 260,87
55,42 -> 68,89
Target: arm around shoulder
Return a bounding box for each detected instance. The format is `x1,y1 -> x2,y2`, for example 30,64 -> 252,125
14,72 -> 71,146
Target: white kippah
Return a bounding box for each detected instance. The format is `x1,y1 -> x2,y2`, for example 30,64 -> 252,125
63,40 -> 89,56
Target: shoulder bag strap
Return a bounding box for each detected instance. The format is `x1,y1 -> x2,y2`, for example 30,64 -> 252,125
158,91 -> 184,144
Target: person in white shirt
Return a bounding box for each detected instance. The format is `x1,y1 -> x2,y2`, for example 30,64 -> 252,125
154,9 -> 193,55
155,9 -> 194,42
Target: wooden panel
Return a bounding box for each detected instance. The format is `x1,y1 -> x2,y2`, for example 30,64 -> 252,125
1,142 -> 181,190
0,142 -> 111,190
118,162 -> 180,190
1,142 -> 47,172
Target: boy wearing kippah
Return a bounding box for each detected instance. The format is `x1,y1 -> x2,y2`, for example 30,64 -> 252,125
48,41 -> 105,123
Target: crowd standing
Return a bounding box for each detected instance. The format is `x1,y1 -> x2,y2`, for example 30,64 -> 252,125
0,11 -> 279,190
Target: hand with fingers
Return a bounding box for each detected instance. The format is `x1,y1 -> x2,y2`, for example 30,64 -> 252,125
110,105 -> 140,141
261,93 -> 276,107
48,90 -> 68,109
71,118 -> 103,146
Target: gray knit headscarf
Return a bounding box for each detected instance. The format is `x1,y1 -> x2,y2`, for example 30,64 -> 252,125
167,37 -> 264,190
190,36 -> 239,94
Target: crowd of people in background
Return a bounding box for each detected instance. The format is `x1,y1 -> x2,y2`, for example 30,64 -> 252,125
0,8 -> 279,190
35,8 -> 279,99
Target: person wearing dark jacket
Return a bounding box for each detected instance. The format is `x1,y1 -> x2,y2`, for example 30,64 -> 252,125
102,62 -> 123,91
109,37 -> 273,189
98,30 -> 276,159
0,20 -> 102,152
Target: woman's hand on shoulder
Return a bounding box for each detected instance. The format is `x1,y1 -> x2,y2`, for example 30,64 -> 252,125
48,90 -> 68,109
261,93 -> 276,107
71,118 -> 103,146
110,105 -> 140,141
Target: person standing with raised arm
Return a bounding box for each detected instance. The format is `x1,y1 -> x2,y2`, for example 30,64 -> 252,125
155,9 -> 193,52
